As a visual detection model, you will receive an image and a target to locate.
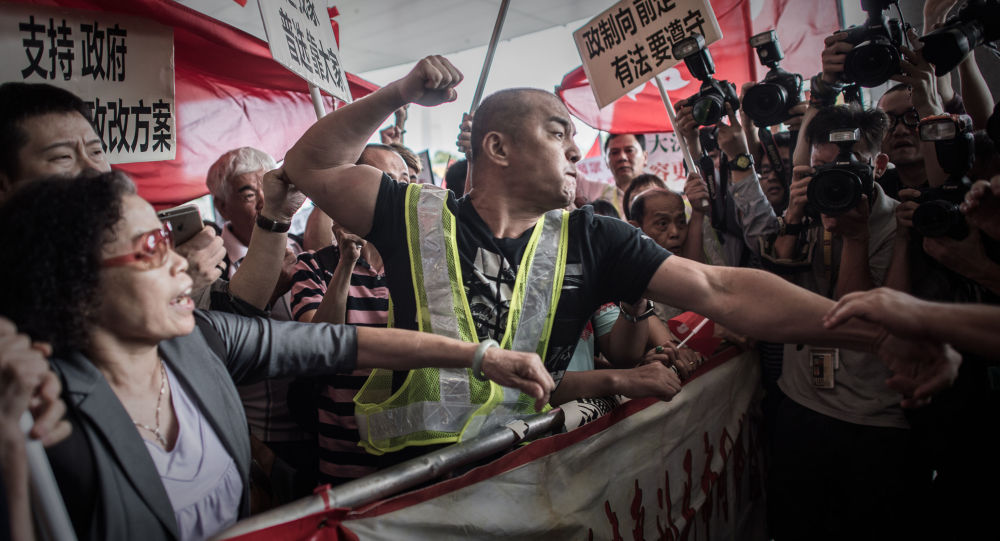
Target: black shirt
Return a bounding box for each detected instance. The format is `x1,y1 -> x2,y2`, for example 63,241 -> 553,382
366,175 -> 670,381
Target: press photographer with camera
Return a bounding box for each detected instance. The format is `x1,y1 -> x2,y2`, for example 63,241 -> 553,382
764,95 -> 931,537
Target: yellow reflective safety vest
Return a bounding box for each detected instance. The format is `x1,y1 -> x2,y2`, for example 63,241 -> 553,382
354,183 -> 569,455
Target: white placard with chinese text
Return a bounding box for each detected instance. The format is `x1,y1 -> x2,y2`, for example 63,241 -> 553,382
0,4 -> 176,163
257,0 -> 351,103
574,0 -> 722,109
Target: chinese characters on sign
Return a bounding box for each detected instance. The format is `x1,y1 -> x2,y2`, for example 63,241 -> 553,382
574,0 -> 722,108
577,133 -> 687,192
2,5 -> 176,163
259,0 -> 351,103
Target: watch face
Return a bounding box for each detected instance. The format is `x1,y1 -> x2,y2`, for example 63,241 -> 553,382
736,155 -> 751,169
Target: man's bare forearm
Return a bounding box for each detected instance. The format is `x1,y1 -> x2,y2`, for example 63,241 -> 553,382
647,258 -> 882,351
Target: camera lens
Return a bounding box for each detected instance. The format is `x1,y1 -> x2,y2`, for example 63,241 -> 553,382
742,84 -> 788,126
808,169 -> 862,216
844,40 -> 900,87
693,94 -> 723,125
913,200 -> 968,239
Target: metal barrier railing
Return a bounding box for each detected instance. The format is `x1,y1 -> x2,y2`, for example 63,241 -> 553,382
212,408 -> 567,540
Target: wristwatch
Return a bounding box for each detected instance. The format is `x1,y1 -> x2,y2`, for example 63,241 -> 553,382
728,153 -> 754,172
777,216 -> 805,236
619,300 -> 656,323
255,214 -> 291,233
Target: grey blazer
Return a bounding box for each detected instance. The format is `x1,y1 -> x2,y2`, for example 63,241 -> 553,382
46,310 -> 358,540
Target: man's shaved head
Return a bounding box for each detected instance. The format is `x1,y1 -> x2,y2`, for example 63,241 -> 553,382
470,88 -> 560,163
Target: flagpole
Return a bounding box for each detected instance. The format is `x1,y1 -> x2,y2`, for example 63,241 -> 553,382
308,83 -> 326,119
469,0 -> 511,113
653,75 -> 707,208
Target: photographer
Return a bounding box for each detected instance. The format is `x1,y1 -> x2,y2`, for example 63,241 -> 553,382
763,98 -> 933,538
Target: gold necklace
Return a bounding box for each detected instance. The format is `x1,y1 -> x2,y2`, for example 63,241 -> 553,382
133,359 -> 168,448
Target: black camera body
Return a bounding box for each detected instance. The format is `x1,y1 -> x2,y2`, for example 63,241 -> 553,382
920,0 -> 1000,76
676,33 -> 742,126
806,129 -> 875,217
912,114 -> 975,239
743,31 -> 803,127
838,1 -> 905,88
913,179 -> 972,240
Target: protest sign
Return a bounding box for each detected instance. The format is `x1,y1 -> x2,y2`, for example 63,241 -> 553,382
573,0 -> 723,109
257,0 -> 351,103
0,4 -> 175,163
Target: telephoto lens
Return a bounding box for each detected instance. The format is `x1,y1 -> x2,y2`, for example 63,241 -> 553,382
920,0 -> 1000,76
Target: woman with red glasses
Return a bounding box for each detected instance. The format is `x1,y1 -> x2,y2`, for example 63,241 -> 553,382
0,171 -> 554,541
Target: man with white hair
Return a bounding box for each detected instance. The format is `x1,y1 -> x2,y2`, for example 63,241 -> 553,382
206,147 -> 311,501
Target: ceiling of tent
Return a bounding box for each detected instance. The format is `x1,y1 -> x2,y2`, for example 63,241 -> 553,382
173,0 -> 616,74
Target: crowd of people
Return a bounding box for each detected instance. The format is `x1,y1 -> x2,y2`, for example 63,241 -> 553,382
1,1 -> 999,539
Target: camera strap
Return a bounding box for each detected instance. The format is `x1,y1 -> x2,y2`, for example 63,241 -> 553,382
758,128 -> 787,185
697,151 -> 721,230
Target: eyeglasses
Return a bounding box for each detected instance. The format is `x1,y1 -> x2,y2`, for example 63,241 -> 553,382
887,108 -> 920,130
101,222 -> 174,269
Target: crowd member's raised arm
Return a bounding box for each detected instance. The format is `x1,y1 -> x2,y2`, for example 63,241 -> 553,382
227,168 -> 306,310
284,56 -> 463,237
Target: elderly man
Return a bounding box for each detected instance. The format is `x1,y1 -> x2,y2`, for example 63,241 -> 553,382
0,82 -> 226,296
281,56 -> 958,457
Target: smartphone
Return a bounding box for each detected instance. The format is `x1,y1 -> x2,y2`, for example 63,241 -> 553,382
157,204 -> 203,246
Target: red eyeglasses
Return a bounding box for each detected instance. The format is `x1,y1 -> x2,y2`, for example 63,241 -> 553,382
101,222 -> 175,269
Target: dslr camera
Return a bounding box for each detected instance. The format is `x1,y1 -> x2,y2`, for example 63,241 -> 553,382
837,0 -> 905,88
675,33 -> 741,127
921,0 -> 1000,76
912,114 -> 975,240
742,31 -> 803,127
806,129 -> 875,216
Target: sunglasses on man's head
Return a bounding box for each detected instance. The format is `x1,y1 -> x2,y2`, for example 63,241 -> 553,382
101,222 -> 174,269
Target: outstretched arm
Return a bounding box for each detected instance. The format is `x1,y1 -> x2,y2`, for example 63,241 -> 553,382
284,56 -> 463,237
644,256 -> 961,406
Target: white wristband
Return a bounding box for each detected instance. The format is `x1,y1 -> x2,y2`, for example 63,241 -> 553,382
471,339 -> 499,381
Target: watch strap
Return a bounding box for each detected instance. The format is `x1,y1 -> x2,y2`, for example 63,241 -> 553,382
255,214 -> 291,233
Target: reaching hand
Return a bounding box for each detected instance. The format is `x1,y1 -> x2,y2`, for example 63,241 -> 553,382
456,112 -> 473,156
174,226 -> 226,291
480,348 -> 555,411
784,166 -> 814,223
615,361 -> 683,402
684,172 -> 710,212
823,287 -> 933,339
878,334 -> 961,408
821,195 -> 870,241
379,125 -> 403,145
893,39 -> 943,117
395,55 -> 464,107
961,176 -> 1000,240
674,98 -> 700,146
716,103 -> 750,159
0,317 -> 71,446
821,32 -> 853,84
332,223 -> 365,264
895,188 -> 921,233
261,167 -> 306,223
923,227 -> 997,283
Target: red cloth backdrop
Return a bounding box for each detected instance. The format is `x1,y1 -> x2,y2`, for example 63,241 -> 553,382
12,0 -> 379,207
557,0 -> 840,134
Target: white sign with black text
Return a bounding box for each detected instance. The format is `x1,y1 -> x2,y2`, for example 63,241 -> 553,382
0,4 -> 176,163
573,0 -> 723,109
257,0 -> 351,103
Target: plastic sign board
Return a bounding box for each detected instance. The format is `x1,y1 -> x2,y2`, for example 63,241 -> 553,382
1,4 -> 176,163
257,0 -> 351,103
573,0 -> 723,109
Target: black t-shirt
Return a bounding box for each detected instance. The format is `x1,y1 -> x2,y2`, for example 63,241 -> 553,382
366,175 -> 670,380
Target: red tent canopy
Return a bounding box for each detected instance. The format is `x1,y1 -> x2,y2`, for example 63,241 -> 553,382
14,0 -> 379,207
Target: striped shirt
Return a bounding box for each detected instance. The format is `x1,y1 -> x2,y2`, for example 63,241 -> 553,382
289,245 -> 389,486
